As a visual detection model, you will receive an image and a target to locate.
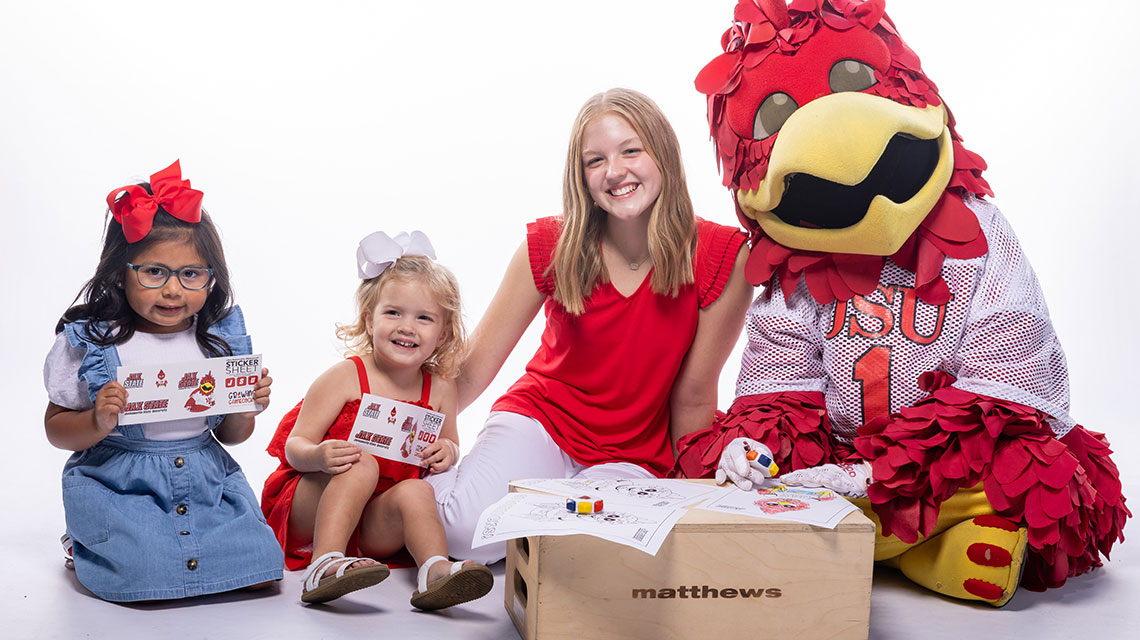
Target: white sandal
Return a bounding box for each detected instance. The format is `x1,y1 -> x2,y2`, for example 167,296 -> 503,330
300,551 -> 390,604
410,555 -> 493,610
61,533 -> 74,570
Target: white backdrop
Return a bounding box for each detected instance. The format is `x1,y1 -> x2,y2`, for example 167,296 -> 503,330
2,0 -> 1138,630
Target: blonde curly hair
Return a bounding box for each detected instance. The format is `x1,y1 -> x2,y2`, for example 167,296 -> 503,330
336,255 -> 467,379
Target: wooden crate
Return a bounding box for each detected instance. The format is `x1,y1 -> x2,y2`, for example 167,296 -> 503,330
505,481 -> 874,640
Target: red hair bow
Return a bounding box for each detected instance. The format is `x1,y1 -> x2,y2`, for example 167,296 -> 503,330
105,160 -> 204,243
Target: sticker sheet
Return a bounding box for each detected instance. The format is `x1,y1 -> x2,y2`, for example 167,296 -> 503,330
348,393 -> 445,466
117,354 -> 262,425
698,484 -> 859,529
472,492 -> 687,556
508,478 -> 723,510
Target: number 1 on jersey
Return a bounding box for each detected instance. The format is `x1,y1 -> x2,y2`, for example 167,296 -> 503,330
853,345 -> 892,424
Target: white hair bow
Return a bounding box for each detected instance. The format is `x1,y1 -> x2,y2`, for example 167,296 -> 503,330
356,230 -> 437,279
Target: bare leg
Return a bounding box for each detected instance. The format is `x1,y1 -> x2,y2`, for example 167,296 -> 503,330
358,478 -> 461,584
289,452 -> 382,578
243,580 -> 276,591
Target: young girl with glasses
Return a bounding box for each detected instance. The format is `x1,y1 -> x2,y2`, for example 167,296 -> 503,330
259,231 -> 493,608
43,160 -> 284,602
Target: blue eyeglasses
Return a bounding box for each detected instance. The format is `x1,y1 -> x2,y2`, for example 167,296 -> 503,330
126,263 -> 215,290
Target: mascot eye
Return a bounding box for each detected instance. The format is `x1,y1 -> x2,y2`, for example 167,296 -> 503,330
829,59 -> 877,93
753,92 -> 798,140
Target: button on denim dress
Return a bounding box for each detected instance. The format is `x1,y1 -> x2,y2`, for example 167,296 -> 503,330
60,307 -> 284,602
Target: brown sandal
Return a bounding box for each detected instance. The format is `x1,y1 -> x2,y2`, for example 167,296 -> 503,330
300,551 -> 390,604
409,555 -> 493,610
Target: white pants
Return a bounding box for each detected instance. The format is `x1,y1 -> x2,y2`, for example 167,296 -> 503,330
426,411 -> 655,563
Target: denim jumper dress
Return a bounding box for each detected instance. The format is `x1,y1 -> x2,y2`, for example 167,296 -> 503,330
60,306 -> 284,601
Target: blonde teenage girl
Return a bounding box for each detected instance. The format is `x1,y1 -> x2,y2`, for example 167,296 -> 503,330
427,88 -> 754,562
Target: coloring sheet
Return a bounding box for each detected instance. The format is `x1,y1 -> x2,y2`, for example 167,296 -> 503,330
508,478 -> 723,510
471,492 -> 687,556
348,393 -> 445,466
117,354 -> 262,425
698,484 -> 859,529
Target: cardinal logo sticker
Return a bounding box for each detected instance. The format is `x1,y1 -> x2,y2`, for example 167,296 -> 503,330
400,419 -> 419,458
184,372 -> 217,413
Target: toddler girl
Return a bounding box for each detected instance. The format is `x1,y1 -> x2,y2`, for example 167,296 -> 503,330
260,231 -> 493,608
43,160 -> 284,602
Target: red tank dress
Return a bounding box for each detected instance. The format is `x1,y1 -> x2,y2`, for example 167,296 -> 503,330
492,217 -> 745,477
260,355 -> 432,570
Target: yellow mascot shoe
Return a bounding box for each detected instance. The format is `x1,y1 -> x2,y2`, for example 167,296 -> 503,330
895,515 -> 1028,607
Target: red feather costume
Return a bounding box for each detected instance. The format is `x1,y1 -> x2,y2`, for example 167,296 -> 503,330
675,0 -> 1128,599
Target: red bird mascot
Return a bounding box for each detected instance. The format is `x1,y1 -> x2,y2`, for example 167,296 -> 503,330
675,0 -> 1129,606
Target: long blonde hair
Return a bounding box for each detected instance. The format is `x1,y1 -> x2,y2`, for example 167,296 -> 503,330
336,256 -> 467,378
552,88 -> 697,315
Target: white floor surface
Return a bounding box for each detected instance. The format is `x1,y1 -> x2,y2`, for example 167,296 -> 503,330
5,482 -> 1137,639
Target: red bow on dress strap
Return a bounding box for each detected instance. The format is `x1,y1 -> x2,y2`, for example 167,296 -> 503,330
105,160 -> 204,243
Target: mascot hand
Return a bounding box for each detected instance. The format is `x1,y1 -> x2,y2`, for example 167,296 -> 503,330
780,461 -> 872,498
715,438 -> 779,490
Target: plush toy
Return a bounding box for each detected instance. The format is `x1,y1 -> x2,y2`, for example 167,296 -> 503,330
675,0 -> 1129,606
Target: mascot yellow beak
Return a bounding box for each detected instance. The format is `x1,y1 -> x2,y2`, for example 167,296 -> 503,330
737,92 -> 952,256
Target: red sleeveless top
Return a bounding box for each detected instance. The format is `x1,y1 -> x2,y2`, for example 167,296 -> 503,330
265,355 -> 432,492
491,217 -> 745,477
262,356 -> 433,570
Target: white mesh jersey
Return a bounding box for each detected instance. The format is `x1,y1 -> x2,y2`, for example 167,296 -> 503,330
735,197 -> 1074,445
